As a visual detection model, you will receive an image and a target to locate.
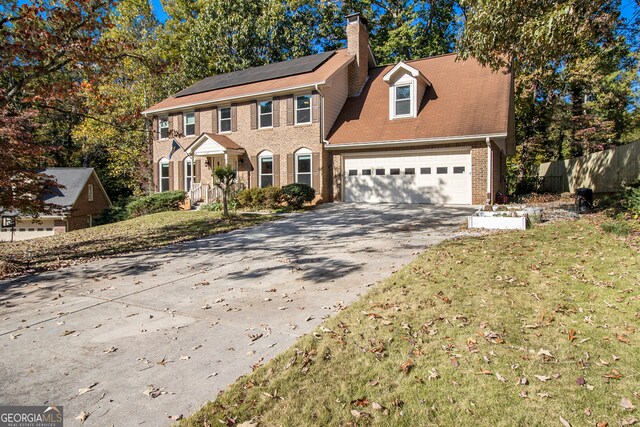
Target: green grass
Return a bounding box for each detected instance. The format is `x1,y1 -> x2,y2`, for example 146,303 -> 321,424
0,210 -> 275,277
181,218 -> 640,427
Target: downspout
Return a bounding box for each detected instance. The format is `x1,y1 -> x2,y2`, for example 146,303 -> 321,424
486,137 -> 493,205
314,83 -> 327,144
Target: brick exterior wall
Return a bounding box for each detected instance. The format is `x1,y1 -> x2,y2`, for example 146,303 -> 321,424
331,141 -> 493,205
66,173 -> 112,231
346,17 -> 370,97
151,95 -> 331,201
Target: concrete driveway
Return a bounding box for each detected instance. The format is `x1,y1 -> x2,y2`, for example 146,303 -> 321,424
0,203 -> 472,425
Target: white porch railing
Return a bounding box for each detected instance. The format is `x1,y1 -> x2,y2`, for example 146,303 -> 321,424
189,182 -> 202,204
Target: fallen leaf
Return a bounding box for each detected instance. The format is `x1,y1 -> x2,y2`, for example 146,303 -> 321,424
400,359 -> 414,374
59,330 -> 75,337
372,402 -> 383,411
450,357 -> 460,368
351,409 -> 361,418
603,369 -> 622,379
597,422 -> 608,427
75,411 -> 90,423
534,375 -> 552,382
103,346 -> 117,353
568,329 -> 576,342
622,417 -> 637,425
352,398 -> 369,407
560,416 -> 572,427
616,334 -> 630,344
428,368 -> 440,380
576,377 -> 586,386
496,372 -> 506,382
78,382 -> 99,396
621,398 -> 635,411
585,408 -> 591,416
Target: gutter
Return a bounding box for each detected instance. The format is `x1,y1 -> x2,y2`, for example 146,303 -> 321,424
324,133 -> 508,150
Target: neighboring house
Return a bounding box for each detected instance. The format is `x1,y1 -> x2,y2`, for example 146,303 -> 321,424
0,168 -> 112,242
143,13 -> 514,205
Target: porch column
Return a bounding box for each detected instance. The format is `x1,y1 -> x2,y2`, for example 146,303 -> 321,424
224,152 -> 228,166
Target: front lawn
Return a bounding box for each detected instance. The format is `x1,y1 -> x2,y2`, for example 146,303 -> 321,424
0,211 -> 275,278
182,218 -> 639,426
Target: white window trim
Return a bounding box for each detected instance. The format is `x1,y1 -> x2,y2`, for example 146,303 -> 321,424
159,158 -> 170,192
294,147 -> 312,185
389,75 -> 417,120
218,106 -> 232,134
87,184 -> 94,202
158,116 -> 169,140
184,157 -> 194,191
295,94 -> 312,125
183,112 -> 196,136
258,150 -> 274,188
258,99 -> 273,129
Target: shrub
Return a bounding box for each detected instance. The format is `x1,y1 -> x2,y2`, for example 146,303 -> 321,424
281,183 -> 315,209
236,187 -> 282,210
126,191 -> 186,218
622,181 -> 640,216
94,206 -> 129,225
601,221 -> 632,236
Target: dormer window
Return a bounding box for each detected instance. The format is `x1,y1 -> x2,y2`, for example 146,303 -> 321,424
394,85 -> 412,117
383,61 -> 431,121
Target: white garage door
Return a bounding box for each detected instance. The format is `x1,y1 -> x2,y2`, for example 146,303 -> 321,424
344,150 -> 472,204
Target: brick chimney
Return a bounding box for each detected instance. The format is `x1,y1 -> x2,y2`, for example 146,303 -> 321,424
346,13 -> 371,97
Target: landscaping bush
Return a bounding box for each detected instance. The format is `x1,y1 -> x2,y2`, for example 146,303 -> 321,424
94,205 -> 129,225
199,202 -> 222,212
281,183 -> 315,208
126,191 -> 186,218
622,181 -> 640,217
236,187 -> 282,210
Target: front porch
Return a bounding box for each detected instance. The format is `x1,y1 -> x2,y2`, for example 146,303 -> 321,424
184,132 -> 246,205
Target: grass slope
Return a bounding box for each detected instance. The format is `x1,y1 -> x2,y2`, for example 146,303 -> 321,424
0,211 -> 274,277
182,218 -> 639,427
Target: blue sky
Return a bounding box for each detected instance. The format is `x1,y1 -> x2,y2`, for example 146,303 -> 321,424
150,1 -> 638,27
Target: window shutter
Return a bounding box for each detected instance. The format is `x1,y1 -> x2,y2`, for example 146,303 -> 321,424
168,113 -> 174,135
312,152 -> 320,192
178,162 -> 184,190
153,162 -> 159,192
231,104 -> 237,132
194,110 -> 201,135
168,161 -> 175,191
211,107 -> 218,134
286,96 -> 294,125
287,154 -> 294,184
273,154 -> 280,187
251,156 -> 258,188
312,92 -> 320,123
177,113 -> 183,136
193,159 -> 202,183
273,98 -> 280,127
250,101 -> 257,130
152,117 -> 158,140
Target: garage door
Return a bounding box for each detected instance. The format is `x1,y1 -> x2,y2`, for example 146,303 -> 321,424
344,150 -> 471,204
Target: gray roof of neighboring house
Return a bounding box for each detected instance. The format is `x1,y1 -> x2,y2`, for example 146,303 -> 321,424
41,168 -> 96,208
174,50 -> 336,98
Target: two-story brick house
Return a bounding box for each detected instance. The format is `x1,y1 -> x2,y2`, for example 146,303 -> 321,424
143,13 -> 514,205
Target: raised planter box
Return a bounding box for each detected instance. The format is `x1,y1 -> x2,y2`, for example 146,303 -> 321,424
468,211 -> 528,230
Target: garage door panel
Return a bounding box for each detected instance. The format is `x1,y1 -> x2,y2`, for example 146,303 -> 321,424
344,151 -> 471,204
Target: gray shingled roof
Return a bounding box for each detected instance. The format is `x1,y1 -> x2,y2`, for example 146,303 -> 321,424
41,168 -> 95,208
174,51 -> 336,98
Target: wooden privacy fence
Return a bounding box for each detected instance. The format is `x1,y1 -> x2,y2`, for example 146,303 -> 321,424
538,141 -> 640,193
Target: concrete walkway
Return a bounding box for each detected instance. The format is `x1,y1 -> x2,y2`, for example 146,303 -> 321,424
0,203 -> 472,425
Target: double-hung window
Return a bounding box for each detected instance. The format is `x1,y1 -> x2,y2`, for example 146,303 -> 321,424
394,85 -> 412,117
259,151 -> 274,188
159,159 -> 170,192
184,112 -> 195,136
219,107 -> 231,133
159,117 -> 169,139
295,95 -> 311,124
295,148 -> 312,186
259,100 -> 273,128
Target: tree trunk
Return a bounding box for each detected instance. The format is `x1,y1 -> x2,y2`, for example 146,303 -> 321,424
222,189 -> 228,217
